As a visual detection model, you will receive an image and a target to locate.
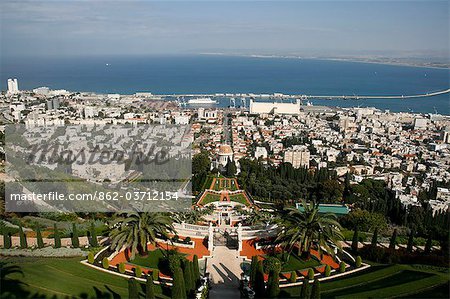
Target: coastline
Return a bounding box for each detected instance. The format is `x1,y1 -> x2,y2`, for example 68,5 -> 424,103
199,53 -> 450,70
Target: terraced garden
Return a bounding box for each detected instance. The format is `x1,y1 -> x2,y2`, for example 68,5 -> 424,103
2,255 -> 448,299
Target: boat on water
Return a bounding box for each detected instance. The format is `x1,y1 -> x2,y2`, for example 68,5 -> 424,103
187,97 -> 217,104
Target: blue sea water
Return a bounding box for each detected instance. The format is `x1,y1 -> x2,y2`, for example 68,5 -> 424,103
1,55 -> 449,114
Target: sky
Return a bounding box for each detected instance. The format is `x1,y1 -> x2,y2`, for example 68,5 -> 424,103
0,0 -> 448,58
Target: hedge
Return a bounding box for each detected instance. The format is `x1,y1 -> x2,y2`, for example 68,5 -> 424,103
102,257 -> 109,269
355,256 -> 362,268
324,264 -> 331,277
118,263 -> 126,274
307,268 -> 315,280
134,265 -> 142,278
87,252 -> 95,264
152,269 -> 159,281
290,271 -> 297,283
339,261 -> 346,273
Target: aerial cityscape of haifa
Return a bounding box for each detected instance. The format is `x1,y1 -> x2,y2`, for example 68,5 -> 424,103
0,1 -> 449,299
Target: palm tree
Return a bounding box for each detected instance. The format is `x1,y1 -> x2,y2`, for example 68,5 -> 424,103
276,200 -> 343,259
0,262 -> 28,298
110,212 -> 175,259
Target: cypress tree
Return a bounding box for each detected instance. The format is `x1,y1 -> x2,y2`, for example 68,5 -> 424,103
36,225 -> 44,248
182,260 -> 193,295
424,234 -> 432,254
188,261 -> 195,293
193,254 -> 200,285
389,229 -> 397,250
146,274 -> 155,299
71,223 -> 79,248
406,230 -> 414,253
54,223 -> 61,248
267,270 -> 280,298
128,278 -> 139,299
254,260 -> 265,297
172,267 -> 187,299
19,224 -> 27,249
89,222 -> 98,247
3,231 -> 11,249
300,278 -> 310,299
351,226 -> 359,253
310,279 -> 321,299
250,255 -> 258,286
371,227 -> 378,247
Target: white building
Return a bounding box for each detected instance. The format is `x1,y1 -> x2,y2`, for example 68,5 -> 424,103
254,146 -> 268,160
7,78 -> 19,94
217,144 -> 233,167
414,118 -> 428,130
249,99 -> 301,115
284,145 -> 310,168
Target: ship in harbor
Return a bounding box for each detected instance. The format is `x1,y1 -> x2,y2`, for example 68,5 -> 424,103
187,97 -> 217,105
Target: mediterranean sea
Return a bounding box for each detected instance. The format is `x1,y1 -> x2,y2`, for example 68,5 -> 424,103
1,55 -> 449,114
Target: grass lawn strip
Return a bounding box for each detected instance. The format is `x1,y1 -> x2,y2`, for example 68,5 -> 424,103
4,257 -> 170,298
336,275 -> 449,299
324,270 -> 433,298
320,265 -> 403,292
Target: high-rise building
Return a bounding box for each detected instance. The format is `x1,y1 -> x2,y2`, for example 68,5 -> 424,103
7,78 -> 19,94
284,145 -> 310,168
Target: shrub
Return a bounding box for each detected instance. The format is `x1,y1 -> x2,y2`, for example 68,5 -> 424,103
172,235 -> 179,242
71,223 -> 79,248
87,252 -> 95,264
250,255 -> 258,285
172,267 -> 187,299
184,237 -> 191,244
300,278 -> 310,299
355,256 -> 362,268
267,270 -> 280,297
371,227 -> 378,247
254,261 -> 265,297
128,278 -> 139,299
36,226 -> 44,249
3,231 -> 12,249
311,278 -> 321,299
146,274 -> 155,299
339,261 -> 346,273
134,265 -> 142,278
290,271 -> 297,283
54,223 -> 61,248
183,261 -> 194,295
324,265 -> 331,277
19,224 -> 28,249
351,227 -> 359,253
152,269 -> 159,281
263,256 -> 281,274
389,229 -> 397,250
193,254 -> 200,284
102,257 -> 109,269
307,268 -> 315,280
168,254 -> 182,274
89,222 -> 98,247
118,263 -> 126,274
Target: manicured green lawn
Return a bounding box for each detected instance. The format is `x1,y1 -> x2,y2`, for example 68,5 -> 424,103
201,193 -> 221,205
229,193 -> 249,206
2,256 -> 171,298
270,253 -> 320,272
280,264 -> 450,299
129,249 -> 185,276
129,248 -> 166,269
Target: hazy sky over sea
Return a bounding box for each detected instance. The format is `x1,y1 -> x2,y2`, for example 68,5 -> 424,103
1,1 -> 448,58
